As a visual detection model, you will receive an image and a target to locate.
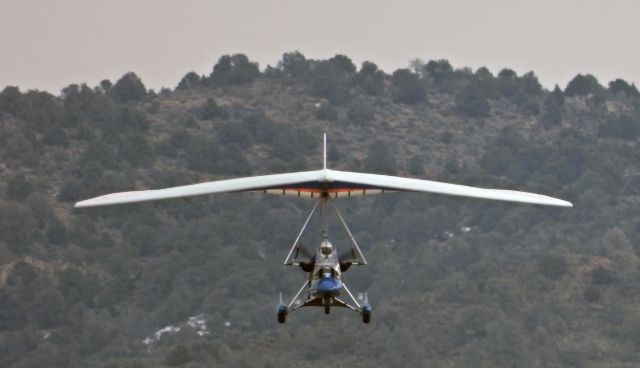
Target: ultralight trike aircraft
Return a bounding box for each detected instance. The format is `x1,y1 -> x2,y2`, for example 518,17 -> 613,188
76,135 -> 572,323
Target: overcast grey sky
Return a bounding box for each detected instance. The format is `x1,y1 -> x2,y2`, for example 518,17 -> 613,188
1,0 -> 638,94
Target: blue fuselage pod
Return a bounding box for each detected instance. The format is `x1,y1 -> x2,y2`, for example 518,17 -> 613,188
311,276 -> 343,297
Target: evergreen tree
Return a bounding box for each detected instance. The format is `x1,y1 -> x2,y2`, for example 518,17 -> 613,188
392,69 -> 425,104
110,72 -> 147,102
565,74 -> 604,96
455,83 -> 490,118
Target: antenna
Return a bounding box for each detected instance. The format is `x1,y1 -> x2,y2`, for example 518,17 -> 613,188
323,133 -> 327,169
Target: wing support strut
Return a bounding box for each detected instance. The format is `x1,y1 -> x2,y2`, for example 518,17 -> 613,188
284,200 -> 321,265
332,202 -> 367,265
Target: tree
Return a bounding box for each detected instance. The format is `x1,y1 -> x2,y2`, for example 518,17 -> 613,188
166,344 -> 192,366
357,61 -> 385,95
0,203 -> 38,253
598,114 -> 640,140
176,72 -> 201,90
520,71 -> 542,95
42,126 -> 69,146
59,177 -> 83,202
538,254 -> 569,280
6,173 -> 34,200
0,86 -> 23,115
110,72 -> 147,102
496,68 -> 519,97
314,102 -> 338,121
31,289 -> 67,328
117,134 -> 155,167
474,67 -> 499,98
310,58 -> 355,102
609,78 -> 640,97
407,156 -> 424,175
455,83 -> 490,118
279,51 -> 310,80
392,69 -> 425,104
541,85 -> 565,127
184,137 -> 222,173
347,96 -> 375,124
46,217 -> 67,246
199,98 -> 224,120
424,59 -> 454,86
0,289 -> 26,330
210,54 -> 260,85
565,74 -> 604,97
364,140 -> 396,173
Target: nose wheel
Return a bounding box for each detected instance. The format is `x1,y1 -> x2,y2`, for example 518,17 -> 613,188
323,296 -> 331,314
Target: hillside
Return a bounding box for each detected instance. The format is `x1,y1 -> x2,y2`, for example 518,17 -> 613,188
2,52 -> 640,367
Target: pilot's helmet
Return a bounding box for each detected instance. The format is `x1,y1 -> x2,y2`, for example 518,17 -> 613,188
320,240 -> 333,256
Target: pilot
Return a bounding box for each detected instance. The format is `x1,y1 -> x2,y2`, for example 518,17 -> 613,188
320,240 -> 333,257
298,240 -> 352,272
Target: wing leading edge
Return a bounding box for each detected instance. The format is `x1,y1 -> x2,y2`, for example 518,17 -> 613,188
75,169 -> 572,208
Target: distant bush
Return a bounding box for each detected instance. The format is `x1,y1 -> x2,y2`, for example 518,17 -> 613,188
598,114 -> 640,140
241,113 -> 278,143
110,72 -> 147,103
455,83 -> 490,118
310,55 -> 356,103
314,102 -> 338,121
519,71 -> 543,95
279,51 -> 311,81
407,156 -> 424,175
363,140 -> 396,174
176,71 -> 201,90
391,69 -> 425,104
347,96 -> 375,124
184,137 -> 222,173
608,79 -> 640,98
58,178 -> 83,202
424,59 -> 454,87
6,174 -> 34,201
42,126 -> 69,146
46,217 -> 67,246
440,131 -> 454,144
199,98 -> 225,120
541,85 -> 565,127
591,266 -> 615,286
538,254 -> 569,280
117,134 -> 155,167
209,54 -> 260,85
565,74 -> 604,97
583,285 -> 601,303
165,344 -> 192,366
356,61 -> 385,95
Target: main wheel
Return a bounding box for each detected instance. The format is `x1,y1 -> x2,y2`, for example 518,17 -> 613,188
277,304 -> 287,324
361,304 -> 372,324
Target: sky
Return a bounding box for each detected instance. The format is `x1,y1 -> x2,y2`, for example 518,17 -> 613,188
1,0 -> 638,94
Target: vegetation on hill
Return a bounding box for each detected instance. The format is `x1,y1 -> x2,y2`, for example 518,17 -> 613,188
1,52 -> 640,367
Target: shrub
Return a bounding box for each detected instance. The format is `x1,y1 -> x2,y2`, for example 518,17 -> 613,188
538,254 -> 569,280
455,83 -> 490,118
110,72 -> 147,102
565,74 -> 604,97
6,174 -> 34,201
391,69 -> 425,104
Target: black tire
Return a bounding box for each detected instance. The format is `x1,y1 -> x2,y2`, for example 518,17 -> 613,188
362,313 -> 370,324
324,297 -> 331,314
362,304 -> 372,324
277,305 -> 287,324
